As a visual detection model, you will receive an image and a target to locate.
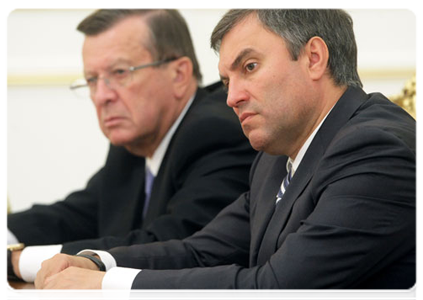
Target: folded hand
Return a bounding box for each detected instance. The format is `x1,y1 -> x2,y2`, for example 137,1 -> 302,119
35,253 -> 103,289
37,266 -> 105,289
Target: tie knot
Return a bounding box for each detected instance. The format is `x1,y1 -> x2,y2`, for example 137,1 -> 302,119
276,159 -> 293,204
145,166 -> 155,191
143,166 -> 156,219
286,160 -> 293,180
146,166 -> 154,179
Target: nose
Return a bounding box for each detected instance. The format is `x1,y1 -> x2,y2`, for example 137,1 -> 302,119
91,78 -> 118,106
226,79 -> 249,109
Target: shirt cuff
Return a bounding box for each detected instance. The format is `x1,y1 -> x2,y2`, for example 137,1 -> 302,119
19,244 -> 62,282
102,267 -> 142,289
7,229 -> 19,245
76,249 -> 116,271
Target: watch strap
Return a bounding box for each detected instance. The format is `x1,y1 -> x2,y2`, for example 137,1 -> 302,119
76,254 -> 106,272
7,249 -> 22,281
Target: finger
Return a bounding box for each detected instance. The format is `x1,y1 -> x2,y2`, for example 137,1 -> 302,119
41,272 -> 64,289
35,256 -> 65,288
36,254 -> 72,284
34,267 -> 47,289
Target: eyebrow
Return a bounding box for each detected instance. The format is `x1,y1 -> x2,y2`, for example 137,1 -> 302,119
85,61 -> 134,79
219,48 -> 256,83
84,58 -> 134,73
230,48 -> 255,71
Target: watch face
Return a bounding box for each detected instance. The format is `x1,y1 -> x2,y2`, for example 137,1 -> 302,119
7,243 -> 25,251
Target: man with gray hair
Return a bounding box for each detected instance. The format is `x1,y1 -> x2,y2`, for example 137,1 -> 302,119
7,9 -> 256,283
35,9 -> 415,289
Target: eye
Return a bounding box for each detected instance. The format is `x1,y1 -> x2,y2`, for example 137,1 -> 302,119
245,62 -> 257,72
86,76 -> 98,87
221,79 -> 229,94
111,68 -> 129,79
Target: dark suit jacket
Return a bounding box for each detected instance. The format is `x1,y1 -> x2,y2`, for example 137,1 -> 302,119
8,83 -> 257,254
108,87 -> 416,289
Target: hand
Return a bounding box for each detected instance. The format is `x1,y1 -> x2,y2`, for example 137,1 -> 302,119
36,267 -> 105,289
11,250 -> 22,279
34,254 -> 99,289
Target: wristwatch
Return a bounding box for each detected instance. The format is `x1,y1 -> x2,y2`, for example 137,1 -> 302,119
76,254 -> 106,272
7,243 -> 25,281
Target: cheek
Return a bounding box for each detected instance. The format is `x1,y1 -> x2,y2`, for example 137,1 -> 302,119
94,105 -> 107,133
126,73 -> 168,113
121,86 -> 151,118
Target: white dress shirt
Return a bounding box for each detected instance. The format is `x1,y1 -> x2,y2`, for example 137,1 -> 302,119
8,229 -> 19,245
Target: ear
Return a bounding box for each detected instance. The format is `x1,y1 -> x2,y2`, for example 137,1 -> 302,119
303,36 -> 329,81
170,56 -> 194,99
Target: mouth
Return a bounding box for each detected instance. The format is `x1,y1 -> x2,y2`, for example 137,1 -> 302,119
103,116 -> 125,128
239,112 -> 257,125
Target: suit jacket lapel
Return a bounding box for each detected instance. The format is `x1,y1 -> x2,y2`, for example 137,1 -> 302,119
141,87 -> 208,225
255,87 -> 368,265
256,144 -> 323,265
249,154 -> 288,265
105,152 -> 146,235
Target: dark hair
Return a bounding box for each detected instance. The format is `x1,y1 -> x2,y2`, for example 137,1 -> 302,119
78,9 -> 202,82
211,9 -> 362,88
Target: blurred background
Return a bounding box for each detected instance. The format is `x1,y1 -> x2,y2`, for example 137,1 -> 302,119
7,9 -> 416,212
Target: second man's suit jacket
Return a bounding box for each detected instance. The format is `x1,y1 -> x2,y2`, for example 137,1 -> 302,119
108,87 -> 416,289
8,83 -> 257,254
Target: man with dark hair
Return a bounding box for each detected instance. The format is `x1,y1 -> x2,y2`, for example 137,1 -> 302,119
35,9 -> 415,289
7,9 -> 256,283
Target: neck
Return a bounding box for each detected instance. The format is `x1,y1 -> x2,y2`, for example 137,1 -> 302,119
288,84 -> 347,160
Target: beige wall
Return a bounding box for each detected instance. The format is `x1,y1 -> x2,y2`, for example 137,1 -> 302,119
7,9 -> 416,212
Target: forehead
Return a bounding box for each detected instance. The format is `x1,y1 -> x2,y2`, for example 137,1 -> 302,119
218,14 -> 286,73
82,16 -> 152,68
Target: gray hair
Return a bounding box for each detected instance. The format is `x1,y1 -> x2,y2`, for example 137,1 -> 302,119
78,9 -> 202,82
211,9 -> 362,88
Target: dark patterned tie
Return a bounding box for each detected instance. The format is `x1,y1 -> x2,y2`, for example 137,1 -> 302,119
142,166 -> 155,219
275,161 -> 293,204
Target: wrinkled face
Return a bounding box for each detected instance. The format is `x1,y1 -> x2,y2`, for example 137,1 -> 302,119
82,16 -> 175,151
218,14 -> 318,156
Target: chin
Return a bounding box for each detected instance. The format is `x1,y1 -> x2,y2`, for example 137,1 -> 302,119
249,133 -> 284,155
248,133 -> 268,152
107,132 -> 135,147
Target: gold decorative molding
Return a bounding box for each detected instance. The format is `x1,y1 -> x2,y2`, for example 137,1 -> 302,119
389,75 -> 416,119
358,68 -> 415,79
7,74 -> 82,86
7,68 -> 415,87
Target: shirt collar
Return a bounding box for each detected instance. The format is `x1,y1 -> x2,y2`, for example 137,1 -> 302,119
146,93 -> 196,176
289,106 -> 334,176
